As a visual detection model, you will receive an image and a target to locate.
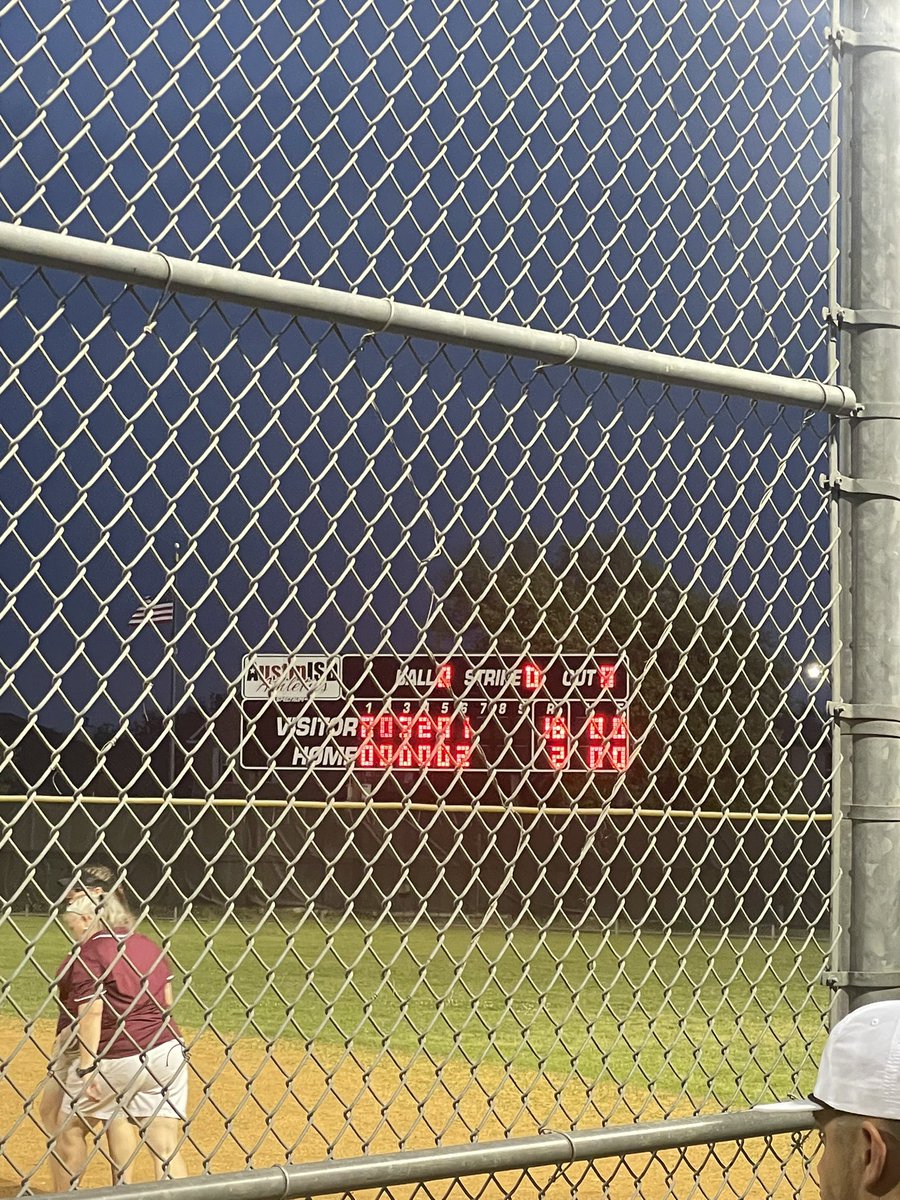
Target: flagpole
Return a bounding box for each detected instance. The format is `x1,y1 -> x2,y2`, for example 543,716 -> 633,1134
168,542 -> 181,792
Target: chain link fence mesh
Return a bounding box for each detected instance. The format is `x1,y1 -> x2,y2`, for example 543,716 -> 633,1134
0,0 -> 837,1194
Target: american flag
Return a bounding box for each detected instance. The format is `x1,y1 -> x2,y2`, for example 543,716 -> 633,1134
129,599 -> 175,627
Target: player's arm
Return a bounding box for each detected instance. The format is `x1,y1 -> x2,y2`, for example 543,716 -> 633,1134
75,998 -> 103,1073
67,953 -> 104,1074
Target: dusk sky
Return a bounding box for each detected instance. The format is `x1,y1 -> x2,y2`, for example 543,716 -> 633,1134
0,0 -> 834,737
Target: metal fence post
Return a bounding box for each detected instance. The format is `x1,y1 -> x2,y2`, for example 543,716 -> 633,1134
835,0 -> 900,1011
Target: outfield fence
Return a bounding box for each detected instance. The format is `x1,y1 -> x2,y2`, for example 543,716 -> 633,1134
1,0 -> 898,1196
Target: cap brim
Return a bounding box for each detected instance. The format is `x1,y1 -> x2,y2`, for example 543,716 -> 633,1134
58,874 -> 106,892
752,1099 -> 822,1113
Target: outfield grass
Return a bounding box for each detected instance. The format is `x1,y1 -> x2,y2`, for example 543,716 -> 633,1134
0,912 -> 828,1107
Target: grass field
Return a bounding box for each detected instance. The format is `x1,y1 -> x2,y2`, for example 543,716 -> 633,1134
1,912 -> 828,1110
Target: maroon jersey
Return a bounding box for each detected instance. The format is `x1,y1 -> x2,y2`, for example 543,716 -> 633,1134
57,928 -> 181,1059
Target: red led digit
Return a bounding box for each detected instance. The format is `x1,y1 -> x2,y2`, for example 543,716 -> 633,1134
587,714 -> 606,770
396,713 -> 415,767
521,663 -> 544,690
454,717 -> 473,767
374,715 -> 396,763
434,715 -> 453,767
548,746 -> 567,769
543,714 -> 567,739
597,665 -> 616,689
541,713 -> 569,769
588,714 -> 607,736
610,715 -> 629,771
416,714 -> 433,766
436,663 -> 453,688
358,714 -> 377,767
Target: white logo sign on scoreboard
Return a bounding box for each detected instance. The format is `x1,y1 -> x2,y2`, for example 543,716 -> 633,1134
242,654 -> 342,701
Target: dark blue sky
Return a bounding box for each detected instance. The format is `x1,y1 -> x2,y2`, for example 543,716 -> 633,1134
0,0 -> 832,368
0,0 -> 834,733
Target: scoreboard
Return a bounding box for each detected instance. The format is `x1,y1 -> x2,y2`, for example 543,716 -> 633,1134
240,654 -> 630,776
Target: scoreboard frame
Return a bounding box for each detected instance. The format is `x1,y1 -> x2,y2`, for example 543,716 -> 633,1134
239,653 -> 630,776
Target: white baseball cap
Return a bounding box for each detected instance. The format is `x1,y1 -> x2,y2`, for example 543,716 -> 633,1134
811,1001 -> 900,1119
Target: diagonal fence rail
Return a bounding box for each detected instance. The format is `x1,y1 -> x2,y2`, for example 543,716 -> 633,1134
34,1107 -> 819,1200
0,223 -> 854,415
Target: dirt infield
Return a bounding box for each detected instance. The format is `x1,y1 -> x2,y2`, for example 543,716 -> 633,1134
0,1018 -> 816,1197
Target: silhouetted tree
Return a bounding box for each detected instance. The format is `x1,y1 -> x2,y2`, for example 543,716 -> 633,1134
438,535 -> 799,811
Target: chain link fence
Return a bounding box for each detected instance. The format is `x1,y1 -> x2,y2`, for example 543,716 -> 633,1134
0,0 -> 841,1194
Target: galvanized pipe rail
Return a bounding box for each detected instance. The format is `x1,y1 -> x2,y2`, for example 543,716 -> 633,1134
40,1107 -> 816,1200
0,222 -> 855,414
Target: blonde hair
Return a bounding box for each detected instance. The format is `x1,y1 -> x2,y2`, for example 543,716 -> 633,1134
70,863 -> 135,935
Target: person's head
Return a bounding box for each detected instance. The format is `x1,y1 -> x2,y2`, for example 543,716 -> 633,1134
811,1001 -> 900,1200
59,863 -> 134,942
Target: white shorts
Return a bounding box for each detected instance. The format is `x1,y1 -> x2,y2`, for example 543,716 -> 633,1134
49,1049 -> 78,1088
60,1040 -> 188,1124
48,1027 -> 79,1086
